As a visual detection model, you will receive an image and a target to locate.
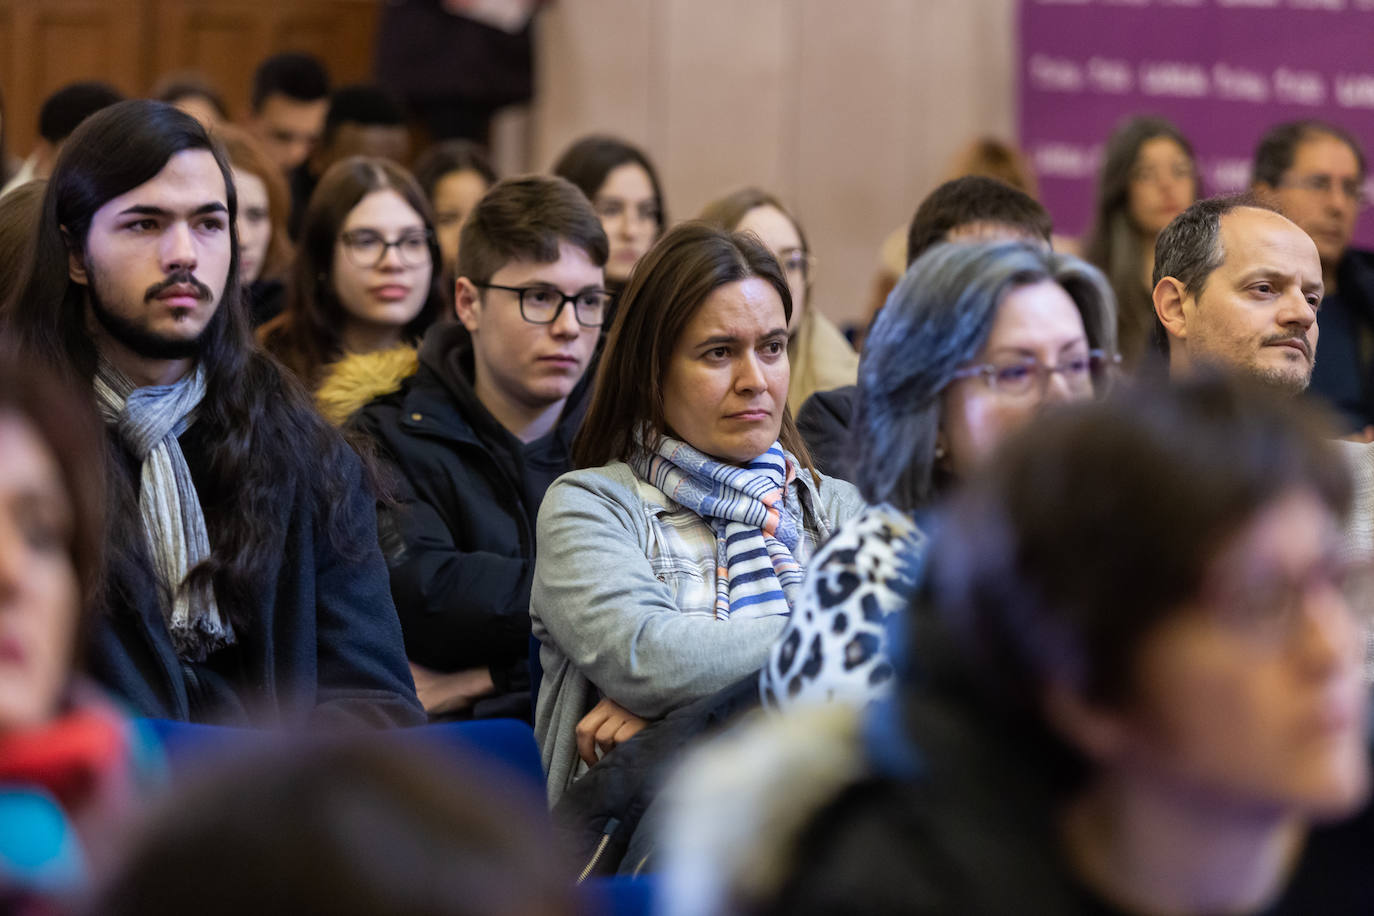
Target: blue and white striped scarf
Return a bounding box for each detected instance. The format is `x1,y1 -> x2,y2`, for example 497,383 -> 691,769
632,436 -> 804,620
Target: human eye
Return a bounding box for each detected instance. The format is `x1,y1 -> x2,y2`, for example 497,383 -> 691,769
704,346 -> 730,362
1061,354 -> 1092,376
400,233 -> 429,252
760,338 -> 786,358
198,215 -> 227,232
347,230 -> 383,246
525,287 -> 560,307
595,200 -> 623,218
576,290 -> 609,309
123,217 -> 159,232
995,363 -> 1033,385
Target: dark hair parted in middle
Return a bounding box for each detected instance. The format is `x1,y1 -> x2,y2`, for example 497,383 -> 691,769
260,156 -> 446,388
853,241 -> 1117,511
551,134 -> 667,236
456,174 -> 609,284
906,176 -> 1053,266
574,221 -> 814,471
915,375 -> 1349,783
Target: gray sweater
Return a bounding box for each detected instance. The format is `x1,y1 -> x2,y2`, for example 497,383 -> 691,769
531,460 -> 866,804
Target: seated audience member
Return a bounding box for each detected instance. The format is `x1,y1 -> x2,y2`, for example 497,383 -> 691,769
701,188 -> 859,416
1154,195 -> 1322,394
532,222 -> 866,803
354,176 -> 608,721
1,100 -> 423,726
553,135 -> 666,304
92,739 -> 574,916
798,175 -> 1053,479
1252,121 -> 1374,436
661,377 -> 1374,916
289,85 -> 411,237
261,157 -> 445,424
152,73 -> 229,129
760,241 -> 1117,711
0,356 -> 161,908
213,125 -> 293,326
0,179 -> 45,306
1084,116 -> 1199,369
244,51 -> 330,174
0,82 -> 123,197
413,140 -> 498,281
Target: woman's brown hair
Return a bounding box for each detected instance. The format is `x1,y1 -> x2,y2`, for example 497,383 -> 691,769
259,156 -> 445,389
574,221 -> 815,475
0,351 -> 106,662
213,124 -> 292,282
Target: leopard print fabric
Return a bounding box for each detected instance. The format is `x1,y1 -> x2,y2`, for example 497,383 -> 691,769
760,504 -> 925,711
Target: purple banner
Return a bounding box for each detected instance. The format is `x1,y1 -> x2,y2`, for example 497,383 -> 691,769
1018,0 -> 1374,247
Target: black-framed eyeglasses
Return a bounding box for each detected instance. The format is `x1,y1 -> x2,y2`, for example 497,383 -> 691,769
476,283 -> 610,327
339,229 -> 434,269
950,349 -> 1121,397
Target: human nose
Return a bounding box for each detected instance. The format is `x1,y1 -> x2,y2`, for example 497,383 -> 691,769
161,221 -> 197,273
1278,290 -> 1318,331
1040,365 -> 1076,404
734,352 -> 766,394
376,240 -> 405,271
1292,582 -> 1358,677
549,298 -> 582,339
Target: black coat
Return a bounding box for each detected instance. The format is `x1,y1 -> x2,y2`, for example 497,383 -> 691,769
87,423 -> 425,728
1306,248 -> 1374,433
353,323 -> 588,717
796,384 -> 859,484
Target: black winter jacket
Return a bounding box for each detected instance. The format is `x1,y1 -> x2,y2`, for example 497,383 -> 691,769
88,422 -> 425,728
354,322 -> 590,718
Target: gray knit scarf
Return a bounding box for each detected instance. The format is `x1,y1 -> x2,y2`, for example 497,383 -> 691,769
94,360 -> 235,661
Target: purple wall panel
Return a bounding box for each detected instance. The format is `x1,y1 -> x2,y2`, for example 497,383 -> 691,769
1018,0 -> 1374,245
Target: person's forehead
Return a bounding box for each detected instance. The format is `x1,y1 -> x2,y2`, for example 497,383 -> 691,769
489,242 -> 603,286
1216,207 -> 1317,268
1290,133 -> 1362,174
261,94 -> 325,123
94,149 -> 227,218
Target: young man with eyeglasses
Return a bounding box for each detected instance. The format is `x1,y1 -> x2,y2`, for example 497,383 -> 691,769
355,175 -> 609,720
1252,121 -> 1374,435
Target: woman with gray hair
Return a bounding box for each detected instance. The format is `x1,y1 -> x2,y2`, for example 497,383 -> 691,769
760,240 -> 1118,710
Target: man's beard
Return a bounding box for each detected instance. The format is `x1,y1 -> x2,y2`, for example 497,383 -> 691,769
88,266 -> 217,362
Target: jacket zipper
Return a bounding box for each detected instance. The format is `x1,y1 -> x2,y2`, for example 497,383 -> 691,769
577,817 -> 620,883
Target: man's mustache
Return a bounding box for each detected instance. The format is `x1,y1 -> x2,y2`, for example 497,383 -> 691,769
144,269 -> 213,302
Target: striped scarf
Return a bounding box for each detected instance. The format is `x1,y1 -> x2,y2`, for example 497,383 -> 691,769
94,361 -> 234,661
632,436 -> 804,620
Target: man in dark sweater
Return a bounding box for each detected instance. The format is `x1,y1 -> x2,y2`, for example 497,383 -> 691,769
1252,120 -> 1374,436
2,100 -> 423,726
356,176 -> 609,720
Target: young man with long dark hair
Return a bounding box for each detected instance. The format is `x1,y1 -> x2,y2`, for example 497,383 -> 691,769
1,99 -> 423,727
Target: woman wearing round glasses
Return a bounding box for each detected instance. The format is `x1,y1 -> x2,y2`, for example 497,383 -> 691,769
531,222 -> 866,802
260,156 -> 446,425
761,240 -> 1118,711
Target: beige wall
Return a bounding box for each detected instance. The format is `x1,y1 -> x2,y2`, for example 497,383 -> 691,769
530,0 -> 1017,328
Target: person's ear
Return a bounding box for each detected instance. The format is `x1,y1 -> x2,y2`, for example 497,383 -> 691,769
1153,276 -> 1189,343
454,276 -> 482,333
1042,681 -> 1131,765
61,227 -> 88,286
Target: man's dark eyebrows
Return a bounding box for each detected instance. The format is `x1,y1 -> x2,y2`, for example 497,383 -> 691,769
116,202 -> 228,217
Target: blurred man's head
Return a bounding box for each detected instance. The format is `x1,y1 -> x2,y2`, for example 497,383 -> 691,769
906,176 -> 1053,265
1252,121 -> 1366,274
246,52 -> 330,172
30,81 -> 124,180
308,86 -> 409,179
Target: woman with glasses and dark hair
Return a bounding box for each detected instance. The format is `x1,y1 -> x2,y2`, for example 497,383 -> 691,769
701,188 -> 860,417
760,240 -> 1118,711
1084,115 -> 1199,369
531,222 -> 865,803
260,156 -> 446,425
552,135 -> 667,295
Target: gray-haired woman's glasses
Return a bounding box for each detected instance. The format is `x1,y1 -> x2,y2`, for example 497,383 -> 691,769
950,349 -> 1121,397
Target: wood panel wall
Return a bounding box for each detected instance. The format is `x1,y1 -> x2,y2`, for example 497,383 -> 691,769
0,0 -> 378,156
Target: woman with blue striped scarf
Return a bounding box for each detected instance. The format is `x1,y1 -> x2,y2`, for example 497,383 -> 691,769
531,222 -> 865,804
